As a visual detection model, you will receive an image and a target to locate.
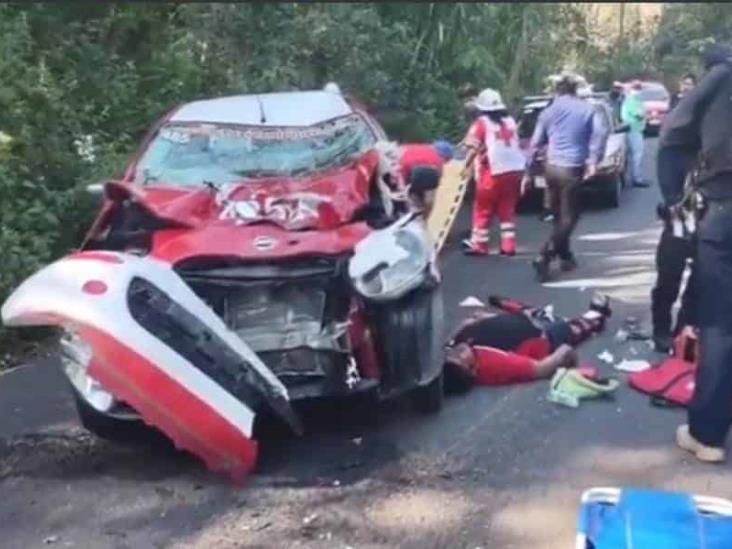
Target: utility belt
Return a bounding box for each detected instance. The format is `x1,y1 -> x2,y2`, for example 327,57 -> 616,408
658,168 -> 706,239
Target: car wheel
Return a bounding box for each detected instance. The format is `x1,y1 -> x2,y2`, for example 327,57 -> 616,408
411,371 -> 444,414
604,174 -> 621,209
373,285 -> 445,410
71,387 -> 162,444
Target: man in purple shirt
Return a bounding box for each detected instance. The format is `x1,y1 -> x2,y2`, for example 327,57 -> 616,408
527,73 -> 607,282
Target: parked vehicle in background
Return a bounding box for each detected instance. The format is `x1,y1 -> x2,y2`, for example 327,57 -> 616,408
517,94 -> 629,208
622,81 -> 670,137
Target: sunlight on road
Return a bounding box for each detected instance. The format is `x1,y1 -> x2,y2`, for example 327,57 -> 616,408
543,270 -> 656,305
366,488 -> 470,532
486,444 -> 726,549
578,231 -> 647,242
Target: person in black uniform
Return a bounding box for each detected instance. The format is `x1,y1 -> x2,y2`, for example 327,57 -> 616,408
650,141 -> 698,353
662,43 -> 732,463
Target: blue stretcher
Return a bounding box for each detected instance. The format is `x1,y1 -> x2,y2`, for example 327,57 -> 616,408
576,487 -> 732,548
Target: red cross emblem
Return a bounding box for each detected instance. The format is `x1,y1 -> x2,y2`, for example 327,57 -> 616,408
495,124 -> 515,146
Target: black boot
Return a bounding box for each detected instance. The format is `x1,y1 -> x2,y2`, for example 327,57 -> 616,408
532,255 -> 551,282
589,293 -> 612,318
653,331 -> 674,354
559,255 -> 578,272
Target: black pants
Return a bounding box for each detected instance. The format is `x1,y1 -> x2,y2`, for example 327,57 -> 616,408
650,223 -> 697,337
542,164 -> 583,261
689,200 -> 732,447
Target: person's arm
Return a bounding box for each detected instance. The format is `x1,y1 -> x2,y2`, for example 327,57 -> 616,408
461,119 -> 484,179
527,107 -> 550,166
657,146 -> 695,206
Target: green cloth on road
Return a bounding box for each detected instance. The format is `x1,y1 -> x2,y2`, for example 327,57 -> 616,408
548,368 -> 619,408
621,93 -> 646,134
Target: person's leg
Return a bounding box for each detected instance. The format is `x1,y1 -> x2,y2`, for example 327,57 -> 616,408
496,171 -> 522,255
533,169 -> 563,280
540,184 -> 554,221
651,224 -> 688,348
548,165 -> 583,267
488,294 -> 538,315
465,173 -> 496,254
471,344 -> 577,385
542,294 -> 611,349
686,201 -> 732,457
541,171 -> 562,259
628,132 -> 646,186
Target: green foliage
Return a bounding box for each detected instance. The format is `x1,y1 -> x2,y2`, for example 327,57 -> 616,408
652,3 -> 732,88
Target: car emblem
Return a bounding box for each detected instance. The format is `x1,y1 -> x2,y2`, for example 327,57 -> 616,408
253,236 -> 277,251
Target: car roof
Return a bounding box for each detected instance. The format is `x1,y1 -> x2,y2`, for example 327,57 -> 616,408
523,100 -> 550,111
169,90 -> 355,127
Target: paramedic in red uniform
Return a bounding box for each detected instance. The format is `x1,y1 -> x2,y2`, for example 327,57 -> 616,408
460,88 -> 526,256
444,294 -> 611,387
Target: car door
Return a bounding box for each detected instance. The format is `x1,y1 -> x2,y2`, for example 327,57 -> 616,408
596,102 -> 626,173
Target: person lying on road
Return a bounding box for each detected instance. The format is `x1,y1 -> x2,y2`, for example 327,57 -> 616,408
444,293 -> 611,389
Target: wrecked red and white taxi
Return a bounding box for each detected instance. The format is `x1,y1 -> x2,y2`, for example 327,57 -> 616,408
1,88 -> 445,482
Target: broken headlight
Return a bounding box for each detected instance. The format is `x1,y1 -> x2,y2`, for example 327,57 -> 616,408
60,330 -> 116,413
348,214 -> 431,302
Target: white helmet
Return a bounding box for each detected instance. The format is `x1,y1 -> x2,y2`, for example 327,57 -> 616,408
577,85 -> 592,99
473,88 -> 507,112
323,82 -> 342,95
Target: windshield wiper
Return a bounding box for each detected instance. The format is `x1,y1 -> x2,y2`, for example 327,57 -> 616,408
203,180 -> 221,193
142,169 -> 159,186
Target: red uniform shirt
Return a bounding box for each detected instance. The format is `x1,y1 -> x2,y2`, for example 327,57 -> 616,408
398,144 -> 445,185
464,116 -> 525,181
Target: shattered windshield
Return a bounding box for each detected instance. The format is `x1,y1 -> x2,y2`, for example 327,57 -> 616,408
134,114 -> 375,187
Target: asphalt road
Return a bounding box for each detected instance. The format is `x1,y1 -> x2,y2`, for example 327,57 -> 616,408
3,138 -> 729,549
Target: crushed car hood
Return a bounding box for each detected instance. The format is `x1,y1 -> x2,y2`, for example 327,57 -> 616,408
108,152 -> 378,232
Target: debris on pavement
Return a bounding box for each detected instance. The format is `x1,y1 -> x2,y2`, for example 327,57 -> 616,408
615,325 -> 651,343
614,359 -> 652,373
302,513 -> 319,526
597,350 -> 615,365
460,296 -> 486,307
548,368 -> 619,408
352,437 -> 362,446
43,536 -> 60,545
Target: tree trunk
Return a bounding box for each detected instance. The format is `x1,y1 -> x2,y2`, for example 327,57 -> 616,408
505,6 -> 530,105
618,3 -> 625,52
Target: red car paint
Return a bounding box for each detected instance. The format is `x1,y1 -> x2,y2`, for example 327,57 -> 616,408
7,293 -> 259,483
151,223 -> 373,264
87,151 -> 378,235
643,99 -> 669,128
82,325 -> 259,483
347,301 -> 381,380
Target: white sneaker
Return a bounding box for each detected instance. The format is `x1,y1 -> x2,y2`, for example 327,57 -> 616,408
676,424 -> 726,463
